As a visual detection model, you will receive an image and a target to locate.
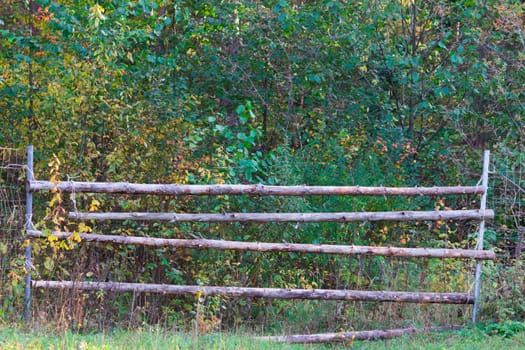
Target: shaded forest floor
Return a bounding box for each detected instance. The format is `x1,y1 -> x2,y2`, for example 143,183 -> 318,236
2,324 -> 525,349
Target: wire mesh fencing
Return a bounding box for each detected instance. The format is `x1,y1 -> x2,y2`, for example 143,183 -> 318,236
490,151 -> 525,259
0,147 -> 26,319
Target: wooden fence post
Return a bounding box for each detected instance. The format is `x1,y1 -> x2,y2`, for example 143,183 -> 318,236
472,150 -> 490,323
24,145 -> 33,323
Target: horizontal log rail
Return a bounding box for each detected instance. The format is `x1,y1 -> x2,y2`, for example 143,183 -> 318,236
69,209 -> 494,223
258,325 -> 464,343
32,281 -> 474,304
26,230 -> 496,260
29,180 -> 486,196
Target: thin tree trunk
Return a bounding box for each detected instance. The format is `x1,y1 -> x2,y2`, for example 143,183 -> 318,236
29,181 -> 487,196
258,325 -> 464,343
32,281 -> 473,304
68,209 -> 494,223
26,230 -> 495,260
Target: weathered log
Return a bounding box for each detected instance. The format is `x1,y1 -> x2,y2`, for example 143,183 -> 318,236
257,325 -> 464,343
29,180 -> 486,196
32,281 -> 474,304
68,209 -> 494,222
26,230 -> 496,260
473,150 -> 491,323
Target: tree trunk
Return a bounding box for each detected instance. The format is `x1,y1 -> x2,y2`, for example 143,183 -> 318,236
32,281 -> 474,304
27,230 -> 495,260
29,181 -> 486,196
68,209 -> 494,223
257,325 -> 464,343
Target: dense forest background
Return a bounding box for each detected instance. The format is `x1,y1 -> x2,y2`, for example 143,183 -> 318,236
1,0 -> 524,333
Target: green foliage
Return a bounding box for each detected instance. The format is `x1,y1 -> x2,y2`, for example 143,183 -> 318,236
0,0 -> 523,332
481,259 -> 525,322
481,321 -> 525,338
188,101 -> 276,183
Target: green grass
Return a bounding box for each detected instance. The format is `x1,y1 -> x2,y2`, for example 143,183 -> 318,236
1,325 -> 525,349
0,326 -> 328,350
353,327 -> 525,350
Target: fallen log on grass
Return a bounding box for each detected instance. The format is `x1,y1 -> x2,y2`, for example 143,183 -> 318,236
257,325 -> 464,343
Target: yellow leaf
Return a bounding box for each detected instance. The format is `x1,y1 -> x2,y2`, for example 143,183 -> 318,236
89,199 -> 101,212
78,222 -> 92,233
90,4 -> 107,20
71,231 -> 82,243
48,193 -> 62,207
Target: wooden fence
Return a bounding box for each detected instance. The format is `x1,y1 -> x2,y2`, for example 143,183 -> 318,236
24,146 -> 494,342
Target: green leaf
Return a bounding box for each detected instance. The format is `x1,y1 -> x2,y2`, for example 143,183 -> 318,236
236,104 -> 245,115
308,74 -> 322,83
450,53 -> 464,65
14,54 -> 32,63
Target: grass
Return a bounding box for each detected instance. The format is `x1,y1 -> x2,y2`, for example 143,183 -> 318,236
1,325 -> 525,349
0,326 -> 327,350
354,327 -> 525,350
